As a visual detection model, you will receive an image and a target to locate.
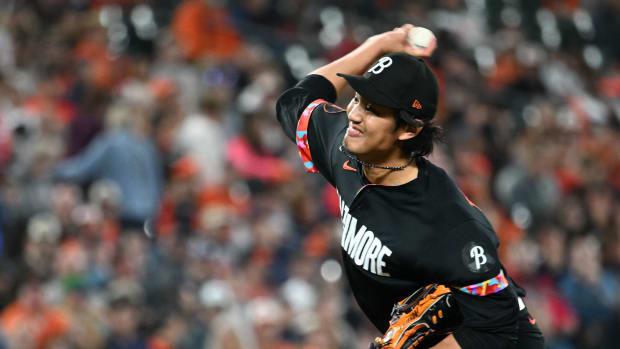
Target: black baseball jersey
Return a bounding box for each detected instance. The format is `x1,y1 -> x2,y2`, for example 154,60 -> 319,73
276,75 -> 522,344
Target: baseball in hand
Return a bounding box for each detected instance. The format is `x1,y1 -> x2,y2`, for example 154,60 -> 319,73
407,27 -> 436,56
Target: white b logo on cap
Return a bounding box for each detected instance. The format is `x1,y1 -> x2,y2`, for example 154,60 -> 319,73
368,57 -> 393,75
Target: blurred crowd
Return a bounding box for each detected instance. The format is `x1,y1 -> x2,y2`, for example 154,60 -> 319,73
0,0 -> 618,348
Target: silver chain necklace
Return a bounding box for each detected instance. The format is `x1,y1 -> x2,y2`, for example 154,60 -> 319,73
339,145 -> 414,171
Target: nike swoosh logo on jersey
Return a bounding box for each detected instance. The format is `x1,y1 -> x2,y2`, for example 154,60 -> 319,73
528,317 -> 536,325
343,160 -> 357,172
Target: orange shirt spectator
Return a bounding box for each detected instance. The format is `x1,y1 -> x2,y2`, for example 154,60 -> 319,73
172,0 -> 241,60
1,283 -> 69,349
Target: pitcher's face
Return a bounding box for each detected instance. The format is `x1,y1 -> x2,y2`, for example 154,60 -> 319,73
343,93 -> 402,161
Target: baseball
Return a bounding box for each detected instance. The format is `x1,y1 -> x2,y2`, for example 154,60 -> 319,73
407,27 -> 436,50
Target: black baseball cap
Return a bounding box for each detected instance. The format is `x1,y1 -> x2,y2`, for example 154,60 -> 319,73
337,53 -> 439,120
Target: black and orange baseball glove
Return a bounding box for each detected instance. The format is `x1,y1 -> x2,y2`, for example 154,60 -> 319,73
370,284 -> 463,349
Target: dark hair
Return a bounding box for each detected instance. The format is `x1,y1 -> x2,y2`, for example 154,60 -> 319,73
394,110 -> 444,158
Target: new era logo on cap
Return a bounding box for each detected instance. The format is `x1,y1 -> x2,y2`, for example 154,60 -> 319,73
337,53 -> 438,119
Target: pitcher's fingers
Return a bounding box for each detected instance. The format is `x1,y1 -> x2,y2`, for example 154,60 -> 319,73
400,23 -> 415,32
394,23 -> 414,35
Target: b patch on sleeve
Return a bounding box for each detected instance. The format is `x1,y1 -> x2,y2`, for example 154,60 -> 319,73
461,241 -> 495,274
296,99 -> 327,173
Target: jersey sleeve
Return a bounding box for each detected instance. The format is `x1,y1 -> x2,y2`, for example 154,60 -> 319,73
276,74 -> 348,184
426,219 -> 519,336
429,219 -> 502,287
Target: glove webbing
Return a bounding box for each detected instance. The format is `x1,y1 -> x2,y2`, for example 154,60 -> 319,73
373,284 -> 458,349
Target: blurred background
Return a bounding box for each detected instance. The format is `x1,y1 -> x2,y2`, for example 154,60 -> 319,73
0,0 -> 618,348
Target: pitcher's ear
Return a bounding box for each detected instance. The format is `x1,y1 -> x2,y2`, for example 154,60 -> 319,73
398,125 -> 422,141
397,111 -> 423,141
